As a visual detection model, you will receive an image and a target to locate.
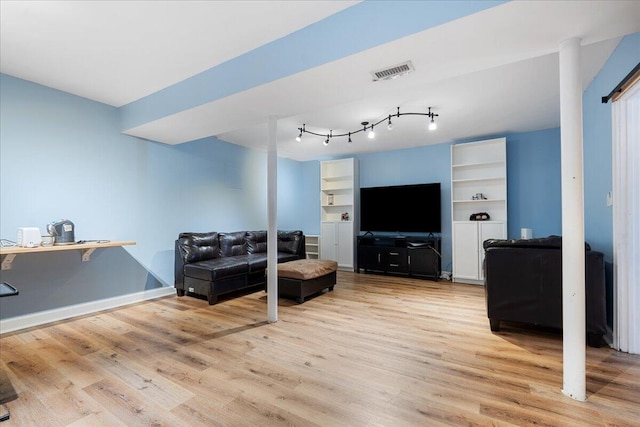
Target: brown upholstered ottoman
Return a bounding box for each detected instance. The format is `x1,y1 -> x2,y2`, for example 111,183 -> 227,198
277,259 -> 338,303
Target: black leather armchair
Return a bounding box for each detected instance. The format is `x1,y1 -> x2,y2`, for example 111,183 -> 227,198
483,236 -> 607,347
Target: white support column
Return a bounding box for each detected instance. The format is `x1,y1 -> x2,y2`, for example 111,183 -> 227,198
559,37 -> 586,401
267,117 -> 278,323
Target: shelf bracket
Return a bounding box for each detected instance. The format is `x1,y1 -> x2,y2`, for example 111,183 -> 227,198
1,254 -> 16,270
81,248 -> 97,262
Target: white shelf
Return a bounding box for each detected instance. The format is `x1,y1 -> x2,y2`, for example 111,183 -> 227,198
321,174 -> 353,182
452,176 -> 505,183
322,203 -> 351,208
0,241 -> 136,270
321,186 -> 352,192
452,199 -> 506,203
453,220 -> 504,224
452,160 -> 504,169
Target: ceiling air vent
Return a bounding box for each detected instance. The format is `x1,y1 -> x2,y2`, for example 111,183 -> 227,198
370,61 -> 415,81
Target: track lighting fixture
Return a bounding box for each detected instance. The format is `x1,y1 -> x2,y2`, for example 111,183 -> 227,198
296,106 -> 439,145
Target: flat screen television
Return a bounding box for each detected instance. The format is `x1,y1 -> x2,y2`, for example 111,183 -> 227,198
360,183 -> 441,234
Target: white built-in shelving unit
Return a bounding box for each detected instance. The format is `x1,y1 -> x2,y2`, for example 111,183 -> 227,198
305,235 -> 320,259
451,137 -> 507,284
320,158 -> 358,271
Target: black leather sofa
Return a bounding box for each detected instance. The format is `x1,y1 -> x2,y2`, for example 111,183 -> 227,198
483,236 -> 607,347
175,230 -> 305,304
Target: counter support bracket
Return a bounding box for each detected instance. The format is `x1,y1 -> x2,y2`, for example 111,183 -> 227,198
1,254 -> 16,271
82,248 -> 96,262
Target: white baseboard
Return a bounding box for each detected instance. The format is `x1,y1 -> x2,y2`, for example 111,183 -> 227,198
0,287 -> 176,334
452,277 -> 484,285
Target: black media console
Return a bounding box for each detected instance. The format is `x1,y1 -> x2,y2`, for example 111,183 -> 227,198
357,235 -> 441,281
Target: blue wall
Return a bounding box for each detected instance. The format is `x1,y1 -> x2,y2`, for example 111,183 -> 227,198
355,143 -> 453,270
583,32 -> 640,261
0,74 -> 306,320
505,128 -> 562,239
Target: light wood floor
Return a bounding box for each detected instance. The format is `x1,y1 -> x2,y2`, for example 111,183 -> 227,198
1,272 -> 639,426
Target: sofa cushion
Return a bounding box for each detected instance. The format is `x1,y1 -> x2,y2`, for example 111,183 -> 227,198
277,230 -> 303,254
184,257 -> 249,281
177,232 -> 219,263
247,254 -> 268,271
219,231 -> 248,257
246,230 -> 267,254
278,259 -> 338,280
246,252 -> 302,271
278,252 -> 300,263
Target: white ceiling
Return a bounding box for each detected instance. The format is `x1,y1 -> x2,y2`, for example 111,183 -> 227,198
2,1 -> 639,162
0,0 -> 359,106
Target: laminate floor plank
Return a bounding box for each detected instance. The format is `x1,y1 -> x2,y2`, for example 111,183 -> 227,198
83,349 -> 195,410
23,335 -> 104,389
1,271 -> 639,426
81,376 -> 186,425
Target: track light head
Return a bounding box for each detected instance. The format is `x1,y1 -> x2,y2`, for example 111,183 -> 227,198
387,116 -> 393,131
323,137 -> 329,146
368,128 -> 375,139
296,125 -> 305,142
429,117 -> 437,131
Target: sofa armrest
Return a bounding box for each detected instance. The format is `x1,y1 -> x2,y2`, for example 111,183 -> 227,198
175,232 -> 220,287
175,240 -> 185,288
586,250 -> 607,335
